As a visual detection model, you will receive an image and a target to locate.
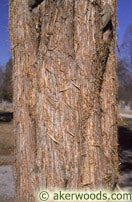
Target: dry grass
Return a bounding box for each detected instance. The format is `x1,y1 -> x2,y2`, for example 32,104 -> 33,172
0,122 -> 15,156
0,103 -> 13,113
0,121 -> 15,201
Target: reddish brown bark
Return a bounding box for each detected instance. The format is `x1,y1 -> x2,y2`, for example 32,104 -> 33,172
9,0 -> 118,201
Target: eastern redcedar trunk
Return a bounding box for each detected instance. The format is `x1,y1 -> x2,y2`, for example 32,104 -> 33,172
9,0 -> 118,201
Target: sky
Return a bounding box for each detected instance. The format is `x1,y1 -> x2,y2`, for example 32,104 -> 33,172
0,0 -> 132,67
0,0 -> 10,67
117,0 -> 132,46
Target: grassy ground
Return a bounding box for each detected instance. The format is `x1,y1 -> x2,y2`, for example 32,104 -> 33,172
0,103 -> 13,113
0,102 -> 14,157
0,122 -> 15,156
0,118 -> 15,201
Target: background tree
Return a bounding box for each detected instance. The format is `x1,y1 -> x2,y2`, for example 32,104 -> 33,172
9,0 -> 118,201
121,24 -> 132,69
1,58 -> 13,102
117,24 -> 132,104
0,66 -> 4,101
117,59 -> 132,104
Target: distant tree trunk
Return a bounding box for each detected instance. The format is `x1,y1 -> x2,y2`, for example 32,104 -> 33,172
1,58 -> 13,102
9,0 -> 118,201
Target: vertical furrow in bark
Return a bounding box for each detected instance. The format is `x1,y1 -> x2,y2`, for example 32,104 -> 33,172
74,0 -> 106,189
100,0 -> 118,189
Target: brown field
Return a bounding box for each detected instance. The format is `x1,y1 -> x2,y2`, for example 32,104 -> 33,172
0,122 -> 15,157
0,118 -> 15,201
0,102 -> 14,160
0,103 -> 13,113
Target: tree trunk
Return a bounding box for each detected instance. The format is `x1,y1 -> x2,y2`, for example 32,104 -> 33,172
9,0 -> 118,201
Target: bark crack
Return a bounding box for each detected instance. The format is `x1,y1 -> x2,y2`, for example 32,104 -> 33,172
28,0 -> 44,10
72,0 -> 75,59
36,8 -> 43,56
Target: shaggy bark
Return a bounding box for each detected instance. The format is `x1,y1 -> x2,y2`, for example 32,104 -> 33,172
9,0 -> 118,201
